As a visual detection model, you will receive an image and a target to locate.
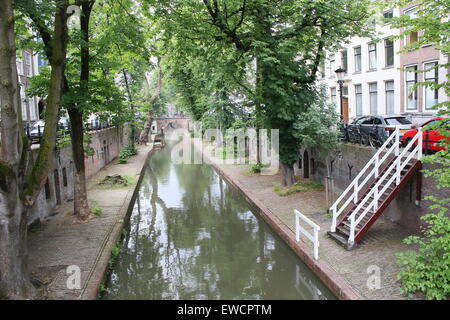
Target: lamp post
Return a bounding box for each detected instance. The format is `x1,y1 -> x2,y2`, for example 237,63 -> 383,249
335,67 -> 346,122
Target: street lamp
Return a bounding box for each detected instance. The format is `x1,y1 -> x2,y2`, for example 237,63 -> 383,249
335,67 -> 346,122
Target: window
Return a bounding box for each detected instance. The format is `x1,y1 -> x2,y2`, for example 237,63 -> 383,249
29,98 -> 36,121
383,9 -> 394,20
20,86 -> 27,121
16,58 -> 23,75
24,52 -> 32,77
328,54 -> 335,76
385,81 -> 395,114
343,86 -> 348,96
405,66 -> 418,110
62,167 -> 68,187
354,46 -> 362,72
319,63 -> 325,79
361,117 -> 374,125
373,117 -> 382,125
341,50 -> 348,73
424,62 -> 438,110
385,39 -> 394,67
330,87 -> 337,104
405,8 -> 419,47
385,117 -> 412,125
369,82 -> 378,115
368,43 -> 377,70
355,84 -> 363,116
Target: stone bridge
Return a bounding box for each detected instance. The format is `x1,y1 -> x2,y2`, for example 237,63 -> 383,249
152,117 -> 191,133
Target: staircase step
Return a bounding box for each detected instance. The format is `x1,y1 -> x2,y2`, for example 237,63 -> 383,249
337,225 -> 350,236
327,231 -> 355,250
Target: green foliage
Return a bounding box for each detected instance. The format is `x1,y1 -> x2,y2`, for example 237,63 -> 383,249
396,204 -> 450,300
90,200 -> 103,216
92,206 -> 103,216
250,163 -> 266,174
293,87 -> 341,159
273,183 -> 282,193
111,243 -> 122,259
117,145 -> 138,164
389,1 -> 450,300
147,0 -> 373,169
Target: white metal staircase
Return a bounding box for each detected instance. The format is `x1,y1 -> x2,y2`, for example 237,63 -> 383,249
328,128 -> 424,249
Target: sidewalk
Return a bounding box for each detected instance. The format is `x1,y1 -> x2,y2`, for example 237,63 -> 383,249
194,139 -> 413,300
28,144 -> 153,300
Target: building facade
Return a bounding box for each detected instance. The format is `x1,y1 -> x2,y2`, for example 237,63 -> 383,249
399,4 -> 448,125
16,48 -> 44,124
319,7 -> 447,125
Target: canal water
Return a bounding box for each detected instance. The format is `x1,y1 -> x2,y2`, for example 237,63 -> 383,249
102,141 -> 335,300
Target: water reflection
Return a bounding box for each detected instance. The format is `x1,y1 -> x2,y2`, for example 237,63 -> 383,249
102,142 -> 335,300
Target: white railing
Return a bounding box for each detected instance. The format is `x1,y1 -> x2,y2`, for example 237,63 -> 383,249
346,128 -> 423,245
330,127 -> 401,232
294,209 -> 320,260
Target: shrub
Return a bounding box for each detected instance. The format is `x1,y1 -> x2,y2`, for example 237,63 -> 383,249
118,145 -> 138,164
250,163 -> 265,174
396,201 -> 450,300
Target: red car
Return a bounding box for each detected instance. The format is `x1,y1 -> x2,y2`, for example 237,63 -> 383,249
403,117 -> 450,152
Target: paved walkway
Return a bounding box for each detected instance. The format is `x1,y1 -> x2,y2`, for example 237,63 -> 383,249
214,163 -> 415,299
28,144 -> 153,300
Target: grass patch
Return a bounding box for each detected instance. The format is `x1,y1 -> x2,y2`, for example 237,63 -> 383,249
273,179 -> 324,197
98,174 -> 137,189
91,200 -> 103,216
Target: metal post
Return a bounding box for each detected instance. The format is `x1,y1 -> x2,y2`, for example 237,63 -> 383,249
339,81 -> 344,122
314,228 -> 319,260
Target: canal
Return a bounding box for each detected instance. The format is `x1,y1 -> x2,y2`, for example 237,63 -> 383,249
101,140 -> 335,300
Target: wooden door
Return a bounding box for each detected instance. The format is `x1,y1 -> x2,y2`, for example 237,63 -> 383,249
343,97 -> 349,123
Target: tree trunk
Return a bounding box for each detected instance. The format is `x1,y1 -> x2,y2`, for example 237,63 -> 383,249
68,108 -> 90,220
0,0 -> 68,299
121,69 -> 135,147
0,195 -> 34,299
0,1 -> 34,298
139,58 -> 163,145
139,113 -> 154,145
281,162 -> 296,187
67,0 -> 94,220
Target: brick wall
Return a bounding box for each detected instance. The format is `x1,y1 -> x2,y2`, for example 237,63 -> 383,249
28,127 -> 123,225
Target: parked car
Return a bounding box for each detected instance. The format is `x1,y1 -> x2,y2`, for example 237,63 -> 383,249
347,115 -> 415,146
402,117 -> 450,152
27,119 -> 69,144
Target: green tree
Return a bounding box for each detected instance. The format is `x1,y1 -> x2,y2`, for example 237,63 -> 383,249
21,0 -> 151,219
146,0 -> 373,185
0,0 -> 69,299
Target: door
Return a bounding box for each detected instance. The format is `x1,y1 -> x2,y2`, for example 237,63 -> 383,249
303,150 -> 310,179
342,97 -> 349,123
54,170 -> 61,205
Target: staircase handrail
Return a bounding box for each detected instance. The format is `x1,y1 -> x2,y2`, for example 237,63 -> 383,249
330,128 -> 400,232
347,129 -> 423,243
